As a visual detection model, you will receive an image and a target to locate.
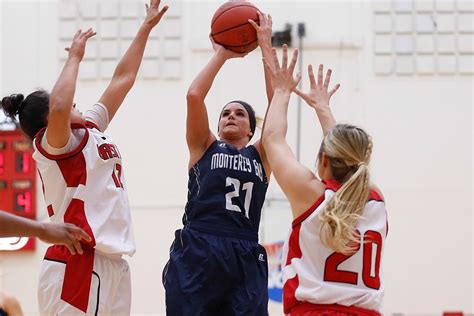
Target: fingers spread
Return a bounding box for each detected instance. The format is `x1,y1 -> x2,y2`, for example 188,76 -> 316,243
323,69 -> 332,89
295,71 -> 302,86
271,47 -> 280,70
65,243 -> 76,255
282,44 -> 288,70
248,19 -> 258,29
308,64 -> 316,89
289,48 -> 299,74
318,64 -> 324,87
73,239 -> 83,255
329,83 -> 341,98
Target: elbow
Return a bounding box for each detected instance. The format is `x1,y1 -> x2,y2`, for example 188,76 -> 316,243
117,74 -> 136,91
48,97 -> 72,115
261,130 -> 276,148
186,89 -> 204,103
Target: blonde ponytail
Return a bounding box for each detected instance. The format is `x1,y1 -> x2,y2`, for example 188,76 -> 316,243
318,124 -> 372,255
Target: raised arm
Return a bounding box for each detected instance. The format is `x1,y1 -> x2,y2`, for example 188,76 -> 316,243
98,0 -> 168,123
261,46 -> 324,217
186,40 -> 246,168
46,29 -> 96,148
248,12 -> 275,177
0,211 -> 91,255
249,12 -> 274,105
294,64 -> 340,135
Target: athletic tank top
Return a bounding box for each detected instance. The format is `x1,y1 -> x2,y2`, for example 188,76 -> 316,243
282,179 -> 387,313
184,140 -> 268,241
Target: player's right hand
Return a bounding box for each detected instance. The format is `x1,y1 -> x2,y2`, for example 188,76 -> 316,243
65,28 -> 96,62
39,222 -> 92,255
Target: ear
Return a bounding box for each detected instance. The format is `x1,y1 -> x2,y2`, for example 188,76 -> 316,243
322,152 -> 329,168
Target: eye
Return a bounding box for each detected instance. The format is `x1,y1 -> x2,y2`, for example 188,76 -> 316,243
222,111 -> 229,117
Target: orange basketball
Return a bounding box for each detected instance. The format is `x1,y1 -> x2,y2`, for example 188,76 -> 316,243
211,1 -> 261,54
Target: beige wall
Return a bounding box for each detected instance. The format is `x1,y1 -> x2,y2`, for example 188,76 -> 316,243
0,0 -> 472,315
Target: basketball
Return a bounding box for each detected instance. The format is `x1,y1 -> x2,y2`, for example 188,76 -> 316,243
211,1 -> 261,54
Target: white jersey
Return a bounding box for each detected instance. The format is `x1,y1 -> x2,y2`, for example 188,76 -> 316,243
33,120 -> 136,256
281,179 -> 388,314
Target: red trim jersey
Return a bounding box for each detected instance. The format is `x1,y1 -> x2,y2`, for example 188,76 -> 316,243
33,121 -> 135,256
282,179 -> 388,314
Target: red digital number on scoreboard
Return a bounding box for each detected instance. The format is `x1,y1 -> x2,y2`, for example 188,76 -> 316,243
0,130 -> 36,251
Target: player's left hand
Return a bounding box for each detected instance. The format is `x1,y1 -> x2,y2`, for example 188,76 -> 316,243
210,35 -> 248,60
294,64 -> 340,110
248,12 -> 272,47
143,0 -> 168,29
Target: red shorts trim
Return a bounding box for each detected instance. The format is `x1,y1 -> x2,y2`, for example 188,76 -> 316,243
290,303 -> 381,316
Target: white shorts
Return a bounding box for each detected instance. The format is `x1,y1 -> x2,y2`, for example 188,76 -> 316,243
38,247 -> 131,316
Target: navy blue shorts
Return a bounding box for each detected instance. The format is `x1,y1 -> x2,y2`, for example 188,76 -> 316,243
162,228 -> 269,316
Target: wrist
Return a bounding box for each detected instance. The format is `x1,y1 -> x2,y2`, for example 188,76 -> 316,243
313,102 -> 331,111
37,222 -> 47,239
273,87 -> 292,95
139,22 -> 153,34
259,41 -> 272,53
67,56 -> 82,63
214,50 -> 228,61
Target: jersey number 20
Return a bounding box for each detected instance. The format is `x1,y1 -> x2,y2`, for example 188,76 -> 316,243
324,230 -> 382,289
225,177 -> 253,218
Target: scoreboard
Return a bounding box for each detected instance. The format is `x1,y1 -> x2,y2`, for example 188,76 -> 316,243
0,129 -> 36,251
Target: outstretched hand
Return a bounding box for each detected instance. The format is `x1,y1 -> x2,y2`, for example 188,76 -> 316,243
143,0 -> 168,29
262,44 -> 301,92
294,64 -> 340,110
248,11 -> 272,48
65,28 -> 96,61
39,222 -> 92,255
210,35 -> 248,60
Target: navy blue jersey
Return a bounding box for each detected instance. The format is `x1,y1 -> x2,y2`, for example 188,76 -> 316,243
184,140 -> 268,239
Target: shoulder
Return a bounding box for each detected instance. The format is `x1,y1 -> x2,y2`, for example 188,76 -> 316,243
369,183 -> 385,201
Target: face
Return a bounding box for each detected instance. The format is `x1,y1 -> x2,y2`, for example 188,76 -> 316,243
218,103 -> 252,141
69,103 -> 86,125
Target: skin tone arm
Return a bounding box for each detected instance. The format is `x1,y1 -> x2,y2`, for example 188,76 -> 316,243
98,0 -> 168,123
248,12 -> 275,105
261,46 -> 339,218
186,39 -> 246,169
0,290 -> 23,316
0,211 -> 91,255
46,29 -> 96,148
248,12 -> 275,178
294,64 -> 340,135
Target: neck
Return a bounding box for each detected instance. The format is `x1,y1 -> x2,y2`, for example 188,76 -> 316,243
219,137 -> 249,150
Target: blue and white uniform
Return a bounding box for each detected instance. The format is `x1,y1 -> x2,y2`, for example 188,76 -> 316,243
163,140 -> 269,316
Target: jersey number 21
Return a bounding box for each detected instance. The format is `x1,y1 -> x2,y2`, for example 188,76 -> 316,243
225,177 -> 253,218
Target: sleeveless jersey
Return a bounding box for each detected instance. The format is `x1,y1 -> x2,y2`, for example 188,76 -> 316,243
33,122 -> 135,256
184,140 -> 268,240
282,179 -> 388,314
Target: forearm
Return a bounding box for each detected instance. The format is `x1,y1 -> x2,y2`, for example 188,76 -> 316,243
260,42 -> 274,104
314,104 -> 336,135
262,89 -> 291,144
112,25 -> 152,81
187,52 -> 226,100
49,58 -> 80,111
0,211 -> 43,238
